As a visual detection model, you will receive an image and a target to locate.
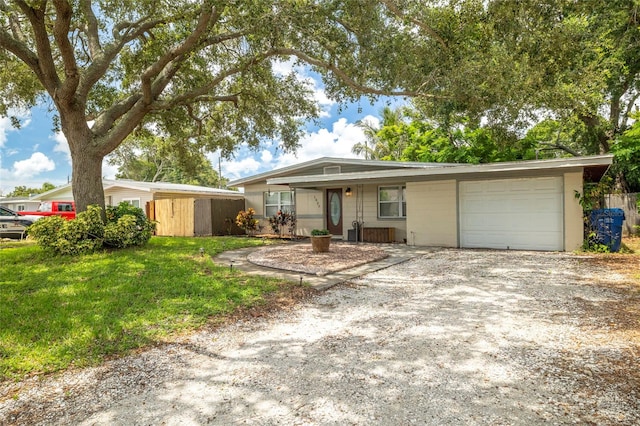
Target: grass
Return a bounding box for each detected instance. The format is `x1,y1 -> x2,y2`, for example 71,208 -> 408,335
0,236 -> 297,383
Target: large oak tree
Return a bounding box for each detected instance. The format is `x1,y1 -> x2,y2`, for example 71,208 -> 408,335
0,0 -> 423,212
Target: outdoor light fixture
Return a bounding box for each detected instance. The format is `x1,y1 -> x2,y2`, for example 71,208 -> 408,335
345,187 -> 352,197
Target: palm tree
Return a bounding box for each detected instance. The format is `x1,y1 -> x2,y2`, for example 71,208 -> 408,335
352,106 -> 406,160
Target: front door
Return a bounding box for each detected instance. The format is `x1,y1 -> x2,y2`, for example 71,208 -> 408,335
326,188 -> 343,236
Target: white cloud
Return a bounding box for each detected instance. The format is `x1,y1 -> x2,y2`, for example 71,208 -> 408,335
221,115 -> 377,182
102,159 -> 119,180
10,152 -> 56,179
271,58 -> 297,76
260,150 -> 273,163
51,131 -> 71,162
0,109 -> 31,148
221,157 -> 263,180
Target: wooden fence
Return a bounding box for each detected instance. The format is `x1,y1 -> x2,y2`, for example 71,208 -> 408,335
605,192 -> 639,236
148,198 -> 245,237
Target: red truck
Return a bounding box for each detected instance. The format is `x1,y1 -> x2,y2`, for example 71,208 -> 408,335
18,201 -> 76,220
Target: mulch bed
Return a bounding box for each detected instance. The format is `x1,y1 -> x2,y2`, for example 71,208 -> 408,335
247,241 -> 388,276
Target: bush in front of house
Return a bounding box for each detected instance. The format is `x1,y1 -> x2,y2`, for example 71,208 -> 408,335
268,210 -> 296,237
29,203 -> 155,255
104,202 -> 155,248
236,208 -> 260,235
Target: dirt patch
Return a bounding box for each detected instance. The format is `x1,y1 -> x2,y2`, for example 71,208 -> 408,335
247,241 -> 388,275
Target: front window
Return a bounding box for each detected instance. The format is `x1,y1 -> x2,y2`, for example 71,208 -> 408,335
16,205 -> 25,211
378,186 -> 406,218
123,198 -> 140,208
265,191 -> 294,217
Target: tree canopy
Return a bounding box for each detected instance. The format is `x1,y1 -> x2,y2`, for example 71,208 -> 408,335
0,1 -> 420,212
107,132 -> 227,188
5,182 -> 56,197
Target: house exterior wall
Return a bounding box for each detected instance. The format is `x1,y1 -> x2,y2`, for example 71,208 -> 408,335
0,200 -> 41,211
294,188 -> 324,235
244,169 -> 587,251
564,171 -> 584,251
243,183 -> 323,235
104,187 -> 153,208
343,184 -> 407,242
38,188 -> 74,201
406,180 -> 457,247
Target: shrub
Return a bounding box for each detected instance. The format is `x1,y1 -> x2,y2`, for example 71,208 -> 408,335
29,203 -> 155,255
581,230 -> 611,253
268,210 -> 296,237
105,202 -> 155,247
236,208 -> 260,235
29,205 -> 104,255
311,229 -> 330,236
27,215 -> 65,249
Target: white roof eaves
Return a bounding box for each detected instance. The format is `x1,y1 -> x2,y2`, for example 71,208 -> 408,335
267,155 -> 614,186
102,179 -> 242,196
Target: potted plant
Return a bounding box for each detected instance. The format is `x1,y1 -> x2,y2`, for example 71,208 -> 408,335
310,229 -> 332,253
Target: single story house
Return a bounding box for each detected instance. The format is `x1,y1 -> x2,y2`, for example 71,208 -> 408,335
228,155 -> 613,251
0,197 -> 41,212
31,179 -> 243,213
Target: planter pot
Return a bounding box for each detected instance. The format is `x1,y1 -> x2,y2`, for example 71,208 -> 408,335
310,235 -> 332,253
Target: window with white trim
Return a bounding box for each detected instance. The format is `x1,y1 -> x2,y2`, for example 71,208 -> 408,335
378,186 -> 406,218
264,191 -> 294,217
123,198 -> 140,208
16,204 -> 25,211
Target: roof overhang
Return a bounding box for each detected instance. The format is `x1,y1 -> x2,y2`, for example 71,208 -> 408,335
227,156 -> 460,187
266,155 -> 614,188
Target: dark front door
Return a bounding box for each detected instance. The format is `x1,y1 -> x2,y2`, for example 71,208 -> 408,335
326,188 -> 343,236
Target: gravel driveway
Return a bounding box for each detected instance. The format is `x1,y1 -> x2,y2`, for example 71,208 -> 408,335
2,249 -> 638,425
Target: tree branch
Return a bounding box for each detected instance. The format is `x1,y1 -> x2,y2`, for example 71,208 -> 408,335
140,5 -> 216,104
621,88 -> 640,130
13,0 -> 61,94
78,17 -> 166,98
271,48 -> 440,98
379,0 -> 448,51
52,0 -> 80,100
0,29 -> 44,81
80,0 -> 101,58
538,142 -> 580,157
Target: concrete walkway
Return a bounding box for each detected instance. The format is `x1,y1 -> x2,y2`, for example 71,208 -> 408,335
213,242 -> 434,290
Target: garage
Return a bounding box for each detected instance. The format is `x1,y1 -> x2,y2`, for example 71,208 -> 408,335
459,176 -> 564,251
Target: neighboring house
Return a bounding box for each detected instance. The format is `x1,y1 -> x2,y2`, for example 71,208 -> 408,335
0,197 -> 41,212
228,155 -> 614,252
32,179 -> 243,212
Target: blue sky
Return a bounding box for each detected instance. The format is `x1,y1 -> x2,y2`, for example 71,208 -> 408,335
0,65 -> 406,196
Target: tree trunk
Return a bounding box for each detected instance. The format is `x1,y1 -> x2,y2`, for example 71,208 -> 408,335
70,147 -> 106,214
58,99 -> 107,214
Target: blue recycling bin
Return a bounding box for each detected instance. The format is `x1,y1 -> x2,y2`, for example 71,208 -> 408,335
589,208 -> 626,252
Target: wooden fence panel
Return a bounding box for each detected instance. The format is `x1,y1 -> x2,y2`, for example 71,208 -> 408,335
194,199 -> 213,236
146,200 -> 156,222
211,199 -> 245,235
606,193 -> 639,236
154,198 -> 195,236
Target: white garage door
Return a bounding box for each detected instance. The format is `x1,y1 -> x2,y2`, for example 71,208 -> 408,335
459,177 -> 564,251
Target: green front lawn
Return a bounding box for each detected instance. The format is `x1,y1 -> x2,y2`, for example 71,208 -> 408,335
0,236 -> 292,382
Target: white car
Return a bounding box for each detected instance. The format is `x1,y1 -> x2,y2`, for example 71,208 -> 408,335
0,206 -> 41,239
